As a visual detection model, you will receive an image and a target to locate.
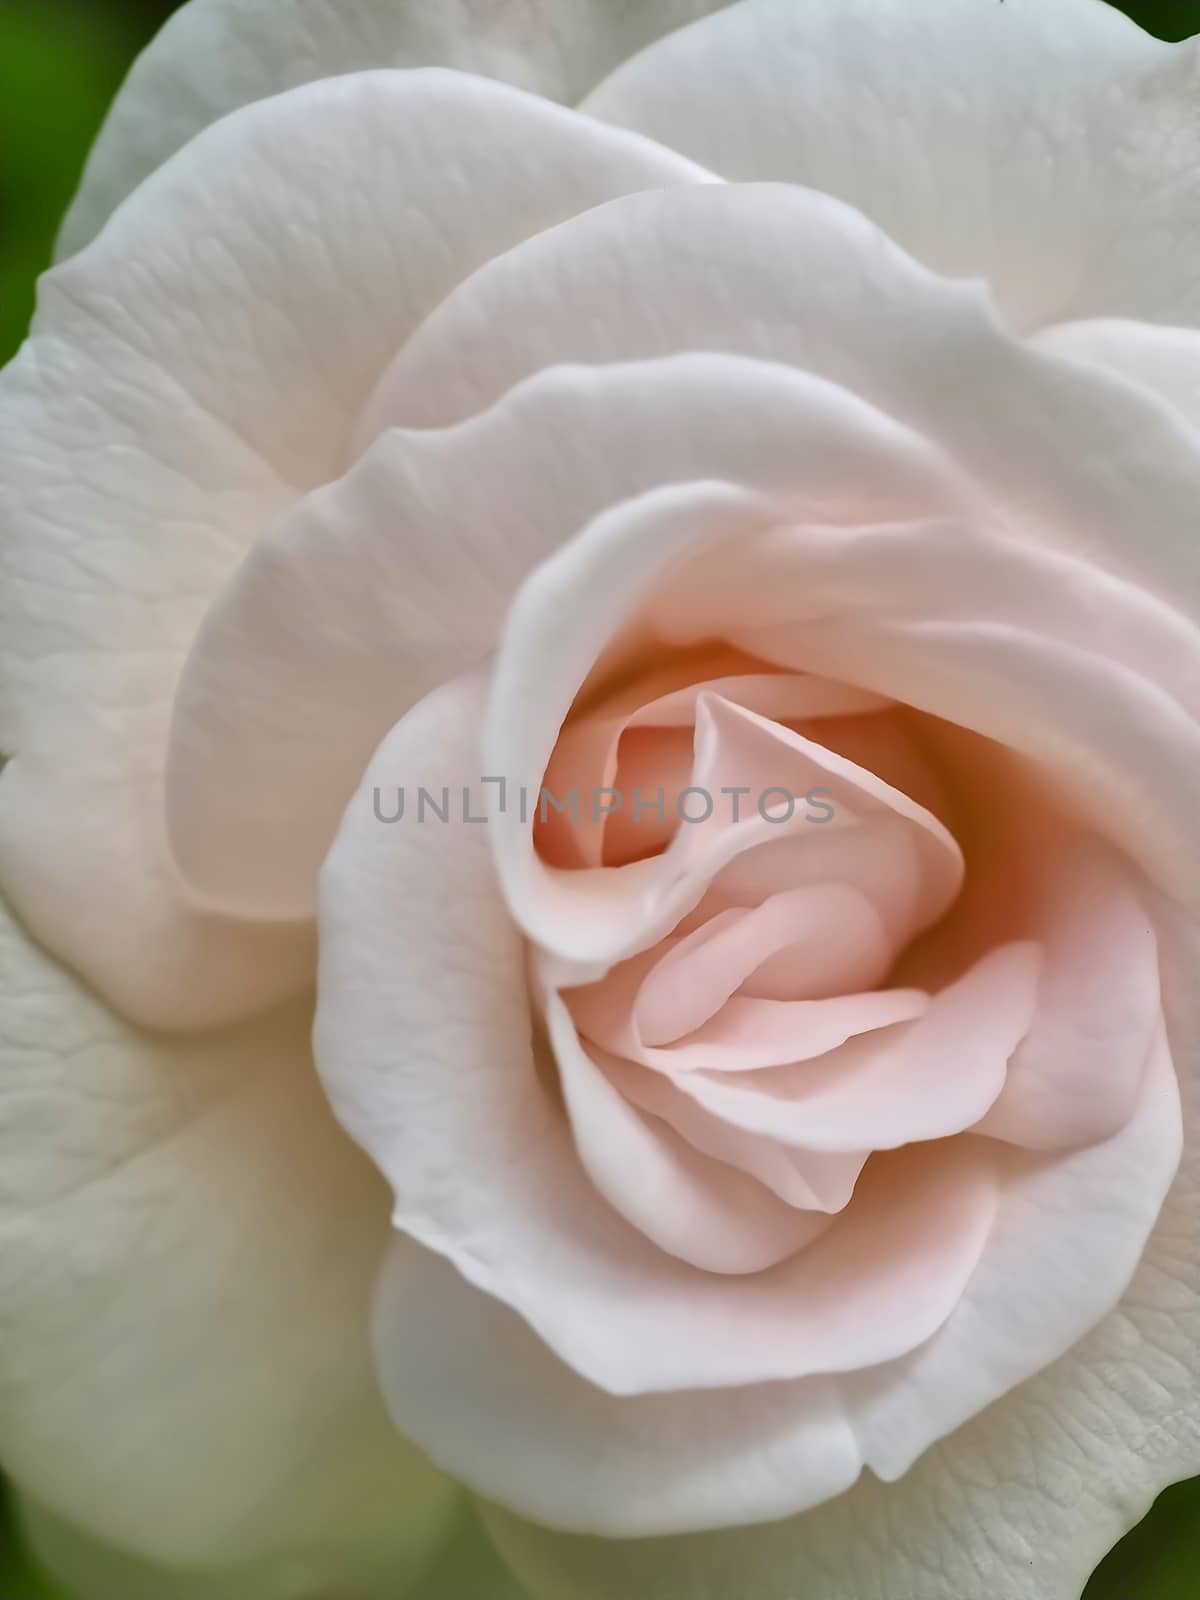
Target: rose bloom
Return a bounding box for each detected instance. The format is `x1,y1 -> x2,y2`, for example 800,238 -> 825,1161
2,0 -> 1199,1596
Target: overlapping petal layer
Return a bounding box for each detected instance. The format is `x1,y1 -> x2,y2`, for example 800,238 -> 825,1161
0,898 -> 455,1585
57,0 -> 733,256
0,71 -> 708,1024
165,356 -> 958,923
302,162 -> 1194,1538
2,0 -> 1197,1589
581,0 -> 1200,329
316,677 -> 1003,1401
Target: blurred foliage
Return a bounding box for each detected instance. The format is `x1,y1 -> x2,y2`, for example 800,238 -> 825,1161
1086,1477 -> 1200,1597
1,0 -> 1200,1593
0,1491 -> 61,1599
0,1485 -> 527,1599
1109,0 -> 1200,36
406,1504 -> 530,1600
0,1 -> 172,360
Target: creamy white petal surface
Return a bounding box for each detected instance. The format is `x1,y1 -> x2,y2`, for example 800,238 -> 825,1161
57,0 -> 733,256
583,0 -> 1200,329
0,899 -> 455,1588
315,310 -> 1189,1526
0,35 -> 710,1593
0,70 -> 707,1025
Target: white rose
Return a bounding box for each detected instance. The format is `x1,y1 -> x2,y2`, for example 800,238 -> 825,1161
1,3 -> 1198,1599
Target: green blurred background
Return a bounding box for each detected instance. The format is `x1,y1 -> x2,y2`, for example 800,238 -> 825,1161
1,0 -> 1200,1594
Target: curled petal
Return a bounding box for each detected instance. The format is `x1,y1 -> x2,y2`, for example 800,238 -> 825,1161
167,352 -> 960,922
316,675 -> 994,1397
545,989 -> 835,1274
658,941 -> 1041,1152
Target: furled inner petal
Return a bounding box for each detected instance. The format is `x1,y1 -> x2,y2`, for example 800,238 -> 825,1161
172,332 -> 963,926
521,664 -> 966,988
538,658 -> 891,868
692,818 -> 927,947
659,941 -> 1042,1152
0,70 -> 714,1023
544,990 -> 840,1275
600,1046 -> 871,1212
632,884 -> 894,1044
579,0 -> 1179,329
568,943 -> 929,1073
317,672 -> 999,1396
57,0 -> 734,256
975,830 -> 1162,1151
534,650 -> 1013,1258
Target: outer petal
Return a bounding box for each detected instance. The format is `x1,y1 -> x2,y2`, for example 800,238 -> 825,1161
1032,319 -> 1200,430
840,1031 -> 1180,1486
58,0 -> 732,256
583,0 -> 1200,328
0,70 -> 707,1026
0,897 -> 455,1587
367,183 -> 1200,617
360,185 -> 1200,912
372,1237 -> 864,1537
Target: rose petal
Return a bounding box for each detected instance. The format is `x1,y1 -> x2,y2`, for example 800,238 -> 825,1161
1033,318 -> 1200,431
0,898 -> 454,1580
544,989 -> 834,1274
58,0 -> 733,255
12,1489 -> 453,1600
370,182 -> 1200,620
660,515 -> 1200,723
658,941 -> 1041,1152
569,939 -> 930,1072
754,616 -> 1200,913
485,493 -> 966,981
845,1028 -> 1181,1487
630,885 -> 894,1041
977,833 -> 1161,1150
373,1237 -> 863,1536
696,817 -> 930,949
583,0 -> 1198,329
602,1049 -> 869,1212
543,669 -> 889,869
